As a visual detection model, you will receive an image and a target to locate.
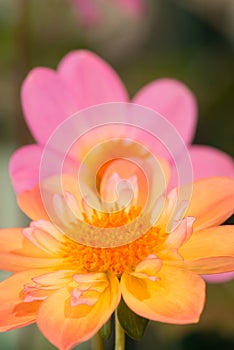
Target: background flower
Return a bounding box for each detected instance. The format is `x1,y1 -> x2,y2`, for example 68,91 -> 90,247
69,0 -> 145,25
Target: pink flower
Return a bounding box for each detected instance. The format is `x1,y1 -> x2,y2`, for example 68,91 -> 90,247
70,0 -> 145,25
10,50 -> 234,282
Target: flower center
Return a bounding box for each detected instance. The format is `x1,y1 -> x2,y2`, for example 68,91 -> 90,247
62,206 -> 167,276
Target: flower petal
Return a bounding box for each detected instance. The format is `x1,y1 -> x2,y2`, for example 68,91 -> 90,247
0,228 -> 42,257
164,217 -> 195,250
186,177 -> 234,231
17,185 -> 49,221
58,50 -> 128,111
121,266 -> 205,324
23,221 -> 64,256
9,145 -> 43,194
9,145 -> 77,194
133,78 -> 197,145
179,225 -> 234,260
0,269 -> 48,331
21,67 -> 80,145
202,272 -> 234,283
188,145 -> 234,179
179,257 -> 234,275
0,228 -> 63,272
37,275 -> 120,350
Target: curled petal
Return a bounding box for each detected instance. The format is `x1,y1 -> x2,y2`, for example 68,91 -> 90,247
164,217 -> 195,249
0,269 -> 50,331
132,256 -> 162,281
121,266 -> 205,324
32,270 -> 74,290
37,275 -> 120,350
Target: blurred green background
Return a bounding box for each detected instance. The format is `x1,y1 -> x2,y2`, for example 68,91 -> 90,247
0,0 -> 233,349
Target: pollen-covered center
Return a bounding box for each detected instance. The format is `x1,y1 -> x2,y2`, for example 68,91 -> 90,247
62,206 -> 167,276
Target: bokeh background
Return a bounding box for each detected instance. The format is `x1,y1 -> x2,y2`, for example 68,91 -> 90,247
0,0 -> 234,349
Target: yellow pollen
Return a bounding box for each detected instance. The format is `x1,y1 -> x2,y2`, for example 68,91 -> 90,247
62,207 -> 167,276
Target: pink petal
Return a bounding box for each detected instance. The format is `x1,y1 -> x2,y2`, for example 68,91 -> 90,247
58,50 -> 128,110
169,145 -> 234,190
133,78 -> 197,145
203,272 -> 234,283
9,145 -> 77,194
21,67 -> 80,145
9,145 -> 43,194
188,145 -> 234,179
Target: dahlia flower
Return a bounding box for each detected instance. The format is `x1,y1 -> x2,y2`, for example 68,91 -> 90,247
0,171 -> 234,349
9,50 -> 234,283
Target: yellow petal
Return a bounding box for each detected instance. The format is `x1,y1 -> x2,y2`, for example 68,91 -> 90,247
179,225 -> 234,260
121,266 -> 205,324
23,220 -> 64,256
0,228 -> 62,272
180,257 -> 234,275
37,274 -> 120,350
132,256 -> 162,281
186,177 -> 234,231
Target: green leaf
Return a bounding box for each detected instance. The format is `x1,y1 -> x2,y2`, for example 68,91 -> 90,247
99,317 -> 112,340
117,298 -> 149,340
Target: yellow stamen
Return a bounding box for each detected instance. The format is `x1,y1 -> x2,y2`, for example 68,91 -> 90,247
62,207 -> 167,276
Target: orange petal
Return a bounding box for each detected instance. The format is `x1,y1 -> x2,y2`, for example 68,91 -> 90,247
179,257 -> 234,275
179,225 -> 234,260
0,228 -> 45,256
0,228 -> 61,272
23,221 -> 64,256
0,269 -> 48,331
18,185 -> 49,221
37,275 -> 120,350
186,177 -> 234,231
121,266 -> 205,324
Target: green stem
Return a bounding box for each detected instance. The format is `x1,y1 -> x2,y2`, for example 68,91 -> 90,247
115,310 -> 125,350
91,333 -> 104,350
